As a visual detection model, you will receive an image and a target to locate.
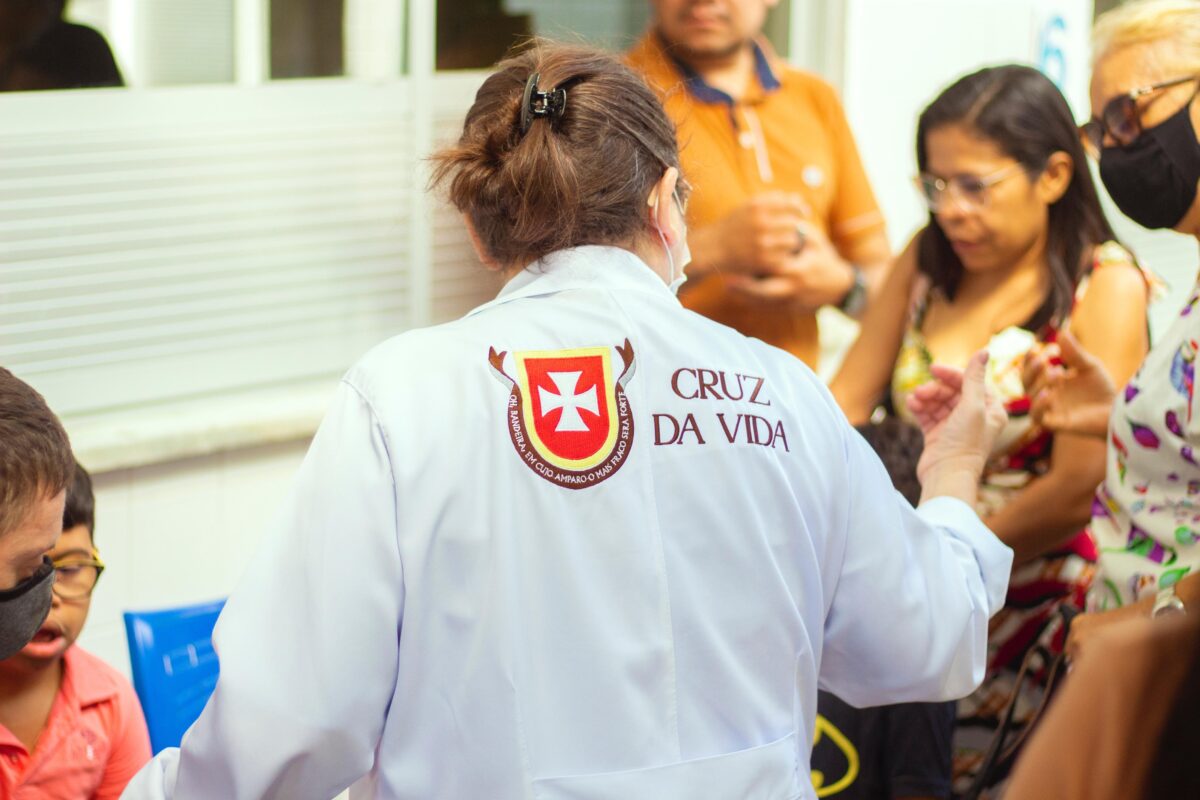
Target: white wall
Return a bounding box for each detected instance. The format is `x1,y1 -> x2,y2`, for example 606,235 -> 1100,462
840,0 -> 1094,253
77,439 -> 310,676
813,0 -> 1096,375
818,0 -> 1197,370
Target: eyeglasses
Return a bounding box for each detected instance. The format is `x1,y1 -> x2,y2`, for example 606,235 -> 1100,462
672,188 -> 688,216
1080,75 -> 1200,157
50,548 -> 106,600
914,164 -> 1025,213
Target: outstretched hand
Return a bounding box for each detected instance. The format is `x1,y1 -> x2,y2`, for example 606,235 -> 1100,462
907,351 -> 1008,492
1023,331 -> 1115,438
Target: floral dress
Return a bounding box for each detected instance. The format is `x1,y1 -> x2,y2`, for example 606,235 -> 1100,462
888,241 -> 1144,792
1090,266 -> 1200,611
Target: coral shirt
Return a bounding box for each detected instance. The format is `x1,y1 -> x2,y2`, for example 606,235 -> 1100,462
0,646 -> 151,799
626,32 -> 886,367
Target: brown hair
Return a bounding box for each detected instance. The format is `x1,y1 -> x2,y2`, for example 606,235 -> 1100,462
0,367 -> 74,537
64,461 -> 95,539
854,418 -> 924,507
430,40 -> 686,268
916,65 -> 1119,331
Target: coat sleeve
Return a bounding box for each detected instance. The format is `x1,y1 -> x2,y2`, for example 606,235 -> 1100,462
818,424 -> 1013,707
122,379 -> 404,800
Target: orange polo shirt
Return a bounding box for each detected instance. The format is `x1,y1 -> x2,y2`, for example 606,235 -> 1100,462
627,32 -> 886,367
0,646 -> 151,799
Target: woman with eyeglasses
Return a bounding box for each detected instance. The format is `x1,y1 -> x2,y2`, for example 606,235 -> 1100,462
1004,2 -> 1200,798
830,63 -> 1153,793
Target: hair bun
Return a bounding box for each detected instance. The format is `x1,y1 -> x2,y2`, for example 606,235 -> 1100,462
430,41 -> 684,269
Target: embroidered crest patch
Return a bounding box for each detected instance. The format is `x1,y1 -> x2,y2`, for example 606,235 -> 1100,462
488,340 -> 636,488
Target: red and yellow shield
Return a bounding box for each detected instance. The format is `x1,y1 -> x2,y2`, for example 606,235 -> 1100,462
488,341 -> 636,489
515,347 -> 617,470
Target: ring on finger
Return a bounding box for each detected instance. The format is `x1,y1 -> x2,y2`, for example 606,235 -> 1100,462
792,224 -> 807,255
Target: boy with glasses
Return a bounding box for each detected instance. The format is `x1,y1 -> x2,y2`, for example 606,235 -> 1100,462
0,367 -> 74,660
0,462 -> 151,798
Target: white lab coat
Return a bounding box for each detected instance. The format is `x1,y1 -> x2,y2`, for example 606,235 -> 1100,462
124,245 -> 1012,800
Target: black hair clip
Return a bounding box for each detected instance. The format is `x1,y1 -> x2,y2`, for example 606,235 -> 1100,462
519,72 -> 567,135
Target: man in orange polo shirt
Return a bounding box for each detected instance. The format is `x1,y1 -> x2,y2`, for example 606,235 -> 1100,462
627,0 -> 891,368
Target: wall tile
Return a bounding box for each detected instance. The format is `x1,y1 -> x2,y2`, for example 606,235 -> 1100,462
75,441 -> 308,680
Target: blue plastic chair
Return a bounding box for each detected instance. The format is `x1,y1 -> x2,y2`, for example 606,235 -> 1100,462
124,598 -> 226,754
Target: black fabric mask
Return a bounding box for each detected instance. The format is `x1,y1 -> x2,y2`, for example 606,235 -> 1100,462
0,558 -> 54,660
1100,98 -> 1200,230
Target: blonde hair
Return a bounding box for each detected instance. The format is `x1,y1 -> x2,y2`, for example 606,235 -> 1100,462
1092,0 -> 1200,72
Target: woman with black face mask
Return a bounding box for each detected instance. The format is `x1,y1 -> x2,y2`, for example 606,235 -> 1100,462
1025,0 -> 1200,640
1010,2 -> 1200,798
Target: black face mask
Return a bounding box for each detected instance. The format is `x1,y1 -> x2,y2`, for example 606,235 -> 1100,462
0,558 -> 55,660
1100,98 -> 1200,230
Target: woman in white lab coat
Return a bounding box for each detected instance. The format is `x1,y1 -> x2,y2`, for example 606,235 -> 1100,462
125,42 -> 1013,800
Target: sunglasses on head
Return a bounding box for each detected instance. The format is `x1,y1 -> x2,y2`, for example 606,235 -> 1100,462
1080,74 -> 1199,156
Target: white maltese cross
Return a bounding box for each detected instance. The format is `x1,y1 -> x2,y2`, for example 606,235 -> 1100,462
538,371 -> 599,432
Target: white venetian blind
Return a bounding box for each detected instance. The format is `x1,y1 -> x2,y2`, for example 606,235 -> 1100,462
430,79 -> 504,321
0,82 -> 415,418
137,0 -> 237,86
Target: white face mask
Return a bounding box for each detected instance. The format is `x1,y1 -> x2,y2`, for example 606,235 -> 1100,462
667,240 -> 692,295
657,189 -> 691,295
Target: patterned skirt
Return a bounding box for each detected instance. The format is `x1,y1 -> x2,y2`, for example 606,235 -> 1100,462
951,537 -> 1095,796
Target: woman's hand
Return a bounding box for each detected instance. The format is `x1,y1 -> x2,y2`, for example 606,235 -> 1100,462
906,351 -> 1008,505
1065,602 -> 1150,663
1023,331 -> 1116,438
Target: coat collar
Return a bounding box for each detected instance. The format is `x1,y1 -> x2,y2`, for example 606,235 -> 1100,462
466,246 -> 680,317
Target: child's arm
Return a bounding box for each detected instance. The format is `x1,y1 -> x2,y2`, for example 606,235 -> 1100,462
94,678 -> 152,799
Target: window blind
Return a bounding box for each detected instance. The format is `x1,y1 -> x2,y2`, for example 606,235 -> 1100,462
430,100 -> 503,322
1,83 -> 418,418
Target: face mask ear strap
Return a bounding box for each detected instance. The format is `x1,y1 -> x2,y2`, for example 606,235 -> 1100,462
671,188 -> 685,216
653,204 -> 677,284
0,557 -> 53,601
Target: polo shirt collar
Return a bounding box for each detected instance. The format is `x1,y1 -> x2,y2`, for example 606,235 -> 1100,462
63,645 -> 119,708
0,723 -> 20,751
658,32 -> 781,105
0,648 -> 119,761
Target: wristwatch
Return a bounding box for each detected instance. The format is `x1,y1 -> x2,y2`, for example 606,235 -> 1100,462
837,264 -> 868,316
1152,585 -> 1186,618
